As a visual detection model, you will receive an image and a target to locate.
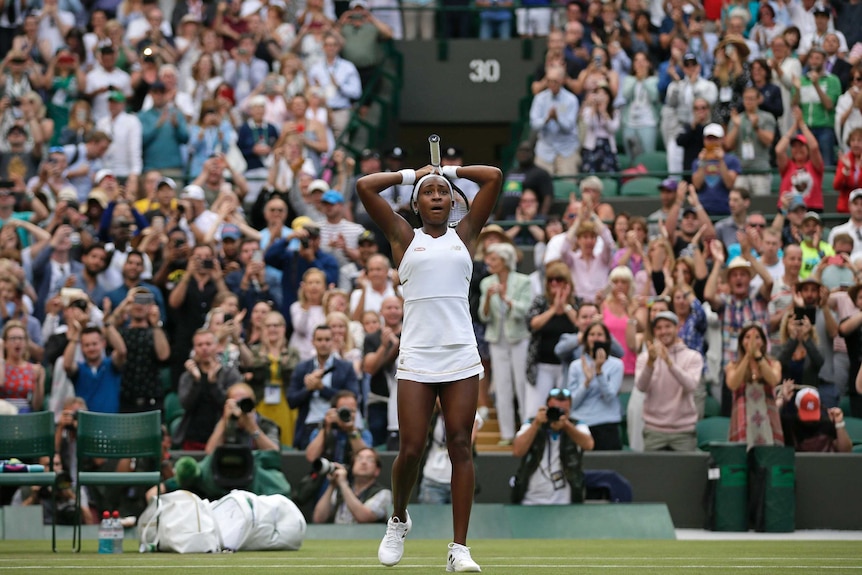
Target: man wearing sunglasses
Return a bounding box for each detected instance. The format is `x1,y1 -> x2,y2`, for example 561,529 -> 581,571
511,388 -> 594,505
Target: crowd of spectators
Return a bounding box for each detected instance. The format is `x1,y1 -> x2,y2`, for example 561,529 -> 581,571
1,0 -> 861,523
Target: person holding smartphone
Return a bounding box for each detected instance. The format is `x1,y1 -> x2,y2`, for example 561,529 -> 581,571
566,320 -> 624,450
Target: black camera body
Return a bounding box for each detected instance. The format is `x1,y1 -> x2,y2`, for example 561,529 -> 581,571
545,406 -> 565,425
337,407 -> 353,423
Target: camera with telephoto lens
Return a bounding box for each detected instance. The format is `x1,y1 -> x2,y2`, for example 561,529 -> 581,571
313,457 -> 336,475
337,407 -> 353,423
544,406 -> 564,426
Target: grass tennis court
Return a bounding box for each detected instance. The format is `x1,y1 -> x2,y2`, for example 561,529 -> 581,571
1,539 -> 861,574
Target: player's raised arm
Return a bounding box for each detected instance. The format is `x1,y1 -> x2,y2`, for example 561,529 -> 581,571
448,164 -> 503,244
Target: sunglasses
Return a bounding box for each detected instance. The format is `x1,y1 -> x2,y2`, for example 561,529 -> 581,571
748,223 -> 766,228
693,105 -> 709,110
548,276 -> 567,283
548,388 -> 572,399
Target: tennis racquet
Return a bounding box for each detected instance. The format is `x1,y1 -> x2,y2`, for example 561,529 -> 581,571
428,134 -> 470,227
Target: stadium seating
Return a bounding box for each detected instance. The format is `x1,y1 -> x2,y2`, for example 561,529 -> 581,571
620,176 -> 664,197
74,411 -> 162,551
696,417 -> 731,450
842,417 -> 862,445
632,151 -> 667,174
0,412 -> 58,550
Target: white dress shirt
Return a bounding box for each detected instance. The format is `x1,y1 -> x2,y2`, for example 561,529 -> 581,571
96,111 -> 143,178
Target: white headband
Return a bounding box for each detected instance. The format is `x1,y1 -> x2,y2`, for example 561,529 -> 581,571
411,173 -> 453,209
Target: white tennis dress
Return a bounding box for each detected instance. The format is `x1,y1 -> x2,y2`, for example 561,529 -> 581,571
396,227 -> 484,383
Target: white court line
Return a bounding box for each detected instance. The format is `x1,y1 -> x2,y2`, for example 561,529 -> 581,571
1,565 -> 862,570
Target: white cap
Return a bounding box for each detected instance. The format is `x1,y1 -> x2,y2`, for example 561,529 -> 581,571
182,185 -> 205,201
703,123 -> 725,139
850,189 -> 862,203
308,179 -> 329,194
94,169 -> 115,184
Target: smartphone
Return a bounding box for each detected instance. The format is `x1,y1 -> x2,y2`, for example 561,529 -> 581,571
794,306 -> 817,325
827,255 -> 844,265
224,313 -> 234,323
592,340 -> 611,357
202,259 -> 215,269
252,249 -> 263,263
134,291 -> 155,306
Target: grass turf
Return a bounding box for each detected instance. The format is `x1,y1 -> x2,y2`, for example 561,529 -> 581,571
1,539 -> 860,574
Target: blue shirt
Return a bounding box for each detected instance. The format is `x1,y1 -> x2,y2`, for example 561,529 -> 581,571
138,106 -> 190,171
72,356 -> 123,414
567,354 -> 623,427
692,153 -> 741,216
307,57 -> 363,110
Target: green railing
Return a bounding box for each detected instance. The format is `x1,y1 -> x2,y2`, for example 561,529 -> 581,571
338,41 -> 404,158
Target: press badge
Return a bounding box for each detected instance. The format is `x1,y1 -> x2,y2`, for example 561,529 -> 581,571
264,385 -> 281,404
742,141 -> 755,160
551,470 -> 567,490
719,86 -> 733,102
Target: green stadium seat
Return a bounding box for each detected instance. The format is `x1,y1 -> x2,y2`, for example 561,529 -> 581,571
160,367 -> 173,392
839,395 -> 851,416
553,178 -> 578,201
620,176 -> 664,197
600,177 -> 619,197
696,416 -> 731,450
163,392 -> 184,426
853,444 -> 862,454
704,395 -> 721,419
842,417 -> 862,445
619,392 -> 631,447
632,151 -> 667,174
617,154 -> 631,170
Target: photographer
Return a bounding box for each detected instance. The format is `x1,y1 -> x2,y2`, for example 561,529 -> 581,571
205,382 -> 280,454
312,447 -> 391,525
12,453 -> 92,525
305,390 -> 371,467
511,388 -> 594,506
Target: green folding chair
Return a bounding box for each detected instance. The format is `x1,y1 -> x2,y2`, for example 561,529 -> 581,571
696,416 -> 731,450
74,411 -> 162,552
0,412 -> 58,550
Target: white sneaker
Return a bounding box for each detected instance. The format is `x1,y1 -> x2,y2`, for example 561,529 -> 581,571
378,511 -> 412,566
447,542 -> 481,572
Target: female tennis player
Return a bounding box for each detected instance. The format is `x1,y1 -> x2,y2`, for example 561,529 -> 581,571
357,153 -> 501,572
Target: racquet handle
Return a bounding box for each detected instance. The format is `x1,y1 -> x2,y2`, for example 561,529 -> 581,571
429,134 -> 441,168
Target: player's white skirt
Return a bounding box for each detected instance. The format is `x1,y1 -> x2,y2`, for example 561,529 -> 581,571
396,344 -> 484,383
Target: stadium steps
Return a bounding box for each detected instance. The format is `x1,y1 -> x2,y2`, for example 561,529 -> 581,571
476,407 -> 513,453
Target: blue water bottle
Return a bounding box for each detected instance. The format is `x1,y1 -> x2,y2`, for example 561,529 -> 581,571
98,511 -> 113,554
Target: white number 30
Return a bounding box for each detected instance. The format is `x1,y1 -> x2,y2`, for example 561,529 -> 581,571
468,59 -> 501,83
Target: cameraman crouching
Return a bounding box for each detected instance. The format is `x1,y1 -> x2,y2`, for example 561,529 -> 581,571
511,388 -> 594,505
205,383 -> 280,454
305,390 -> 371,467
312,447 -> 391,525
